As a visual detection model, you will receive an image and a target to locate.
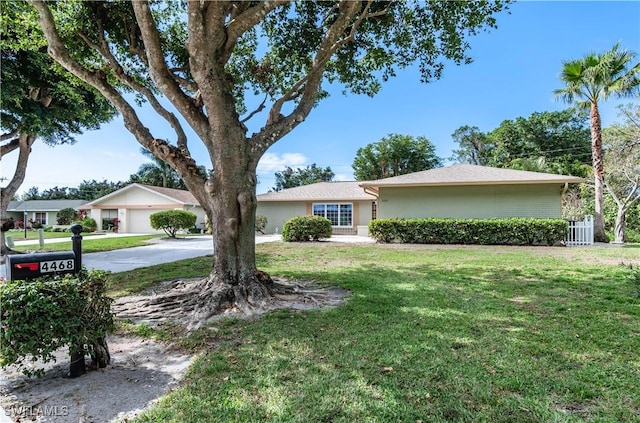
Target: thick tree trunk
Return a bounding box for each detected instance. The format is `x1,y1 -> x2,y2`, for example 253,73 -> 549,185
590,102 -> 608,243
1,134 -> 36,256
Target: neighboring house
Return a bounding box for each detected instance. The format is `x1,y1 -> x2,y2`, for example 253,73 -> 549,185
359,164 -> 585,220
6,199 -> 89,227
256,182 -> 377,235
86,183 -> 205,234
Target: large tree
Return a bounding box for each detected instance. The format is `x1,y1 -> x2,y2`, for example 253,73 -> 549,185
554,43 -> 640,242
451,109 -> 592,177
602,104 -> 640,243
30,0 -> 510,326
272,163 -> 334,192
353,133 -> 442,181
0,1 -> 116,254
450,125 -> 492,166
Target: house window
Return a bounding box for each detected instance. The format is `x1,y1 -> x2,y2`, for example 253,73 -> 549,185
312,203 -> 353,227
34,212 -> 47,225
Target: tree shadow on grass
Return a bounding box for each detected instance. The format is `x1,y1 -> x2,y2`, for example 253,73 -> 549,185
137,260 -> 639,422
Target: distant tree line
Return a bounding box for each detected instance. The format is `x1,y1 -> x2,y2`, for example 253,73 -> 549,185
18,147 -> 208,201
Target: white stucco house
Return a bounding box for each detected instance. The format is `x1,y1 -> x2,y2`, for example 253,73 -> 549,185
85,183 -> 205,234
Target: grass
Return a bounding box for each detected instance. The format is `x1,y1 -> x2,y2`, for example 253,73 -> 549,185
109,242 -> 640,423
11,234 -> 163,253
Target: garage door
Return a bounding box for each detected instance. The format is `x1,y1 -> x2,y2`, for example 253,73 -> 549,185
127,210 -> 162,234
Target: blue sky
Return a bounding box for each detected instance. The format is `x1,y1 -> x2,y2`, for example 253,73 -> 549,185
3,1 -> 639,196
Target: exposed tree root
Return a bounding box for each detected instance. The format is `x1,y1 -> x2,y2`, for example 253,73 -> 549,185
112,270 -> 350,330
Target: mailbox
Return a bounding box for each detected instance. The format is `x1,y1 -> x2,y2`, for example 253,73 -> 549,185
6,251 -> 76,281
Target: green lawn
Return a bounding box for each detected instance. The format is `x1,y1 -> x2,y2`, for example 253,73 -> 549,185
115,243 -> 639,423
5,230 -> 92,241
11,234 -> 163,253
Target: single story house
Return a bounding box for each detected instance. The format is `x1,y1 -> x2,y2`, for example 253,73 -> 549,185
6,199 -> 89,227
86,183 -> 205,234
257,164 -> 585,235
256,182 -> 377,235
83,164 -> 585,235
359,164 -> 585,220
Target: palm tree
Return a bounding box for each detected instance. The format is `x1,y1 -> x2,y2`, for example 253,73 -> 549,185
554,43 -> 640,242
132,147 -> 185,189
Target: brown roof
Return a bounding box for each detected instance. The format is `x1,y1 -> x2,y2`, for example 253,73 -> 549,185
359,164 -> 585,189
86,183 -> 199,206
141,184 -> 199,204
257,181 -> 376,202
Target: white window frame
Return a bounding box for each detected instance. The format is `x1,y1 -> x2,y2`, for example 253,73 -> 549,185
312,203 -> 353,227
34,212 -> 47,226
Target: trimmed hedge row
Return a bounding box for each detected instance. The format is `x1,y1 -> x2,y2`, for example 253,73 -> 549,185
369,218 -> 568,246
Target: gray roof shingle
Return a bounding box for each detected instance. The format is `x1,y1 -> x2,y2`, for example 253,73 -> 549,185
257,181 -> 376,202
7,199 -> 89,211
359,164 -> 585,188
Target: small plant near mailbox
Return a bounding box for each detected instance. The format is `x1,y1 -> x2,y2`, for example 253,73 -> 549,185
282,215 -> 332,242
150,210 -> 197,238
0,269 -> 114,377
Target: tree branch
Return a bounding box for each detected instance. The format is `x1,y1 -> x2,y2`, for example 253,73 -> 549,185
1,129 -> 19,143
131,1 -> 209,142
2,133 -> 37,198
0,138 -> 20,158
30,0 -> 204,186
77,23 -> 190,152
257,1 -> 369,156
222,1 -> 288,62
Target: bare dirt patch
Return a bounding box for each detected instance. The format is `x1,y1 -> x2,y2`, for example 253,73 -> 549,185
0,334 -> 193,423
0,278 -> 350,423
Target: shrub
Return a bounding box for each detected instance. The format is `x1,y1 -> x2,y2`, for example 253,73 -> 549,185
0,270 -> 114,377
72,217 -> 98,233
150,210 -> 197,238
369,218 -> 568,246
57,208 -> 78,225
255,215 -> 268,234
282,215 -> 332,242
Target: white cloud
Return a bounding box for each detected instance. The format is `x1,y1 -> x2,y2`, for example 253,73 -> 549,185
257,152 -> 307,174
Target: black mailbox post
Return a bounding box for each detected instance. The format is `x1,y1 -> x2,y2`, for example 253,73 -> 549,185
6,251 -> 76,281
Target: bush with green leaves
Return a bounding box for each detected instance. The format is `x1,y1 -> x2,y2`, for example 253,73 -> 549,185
0,269 -> 114,377
150,210 -> 197,238
71,217 -> 98,233
369,218 -> 568,246
56,207 -> 78,225
282,215 -> 332,242
255,215 -> 268,234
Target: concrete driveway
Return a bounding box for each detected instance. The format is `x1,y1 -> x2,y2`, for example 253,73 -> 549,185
1,233 -> 373,278
82,234 -> 281,273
